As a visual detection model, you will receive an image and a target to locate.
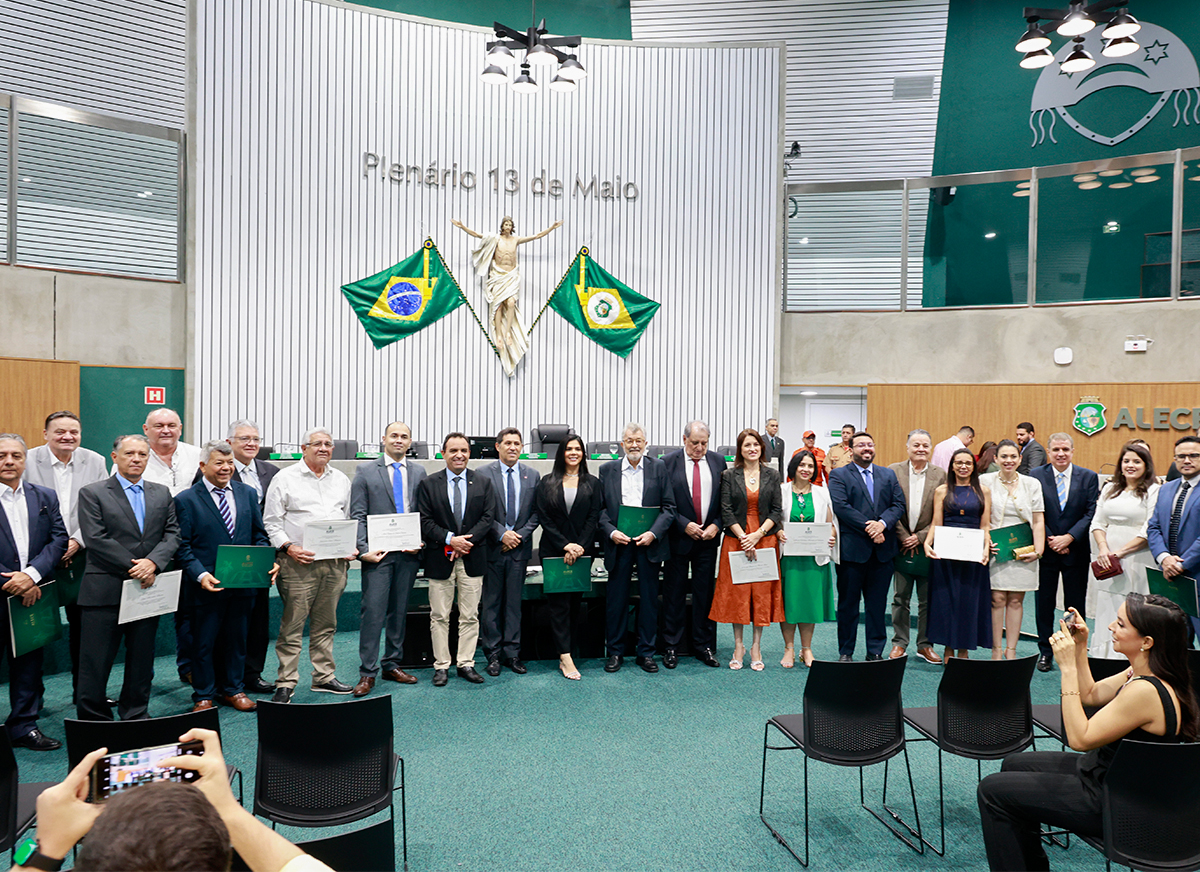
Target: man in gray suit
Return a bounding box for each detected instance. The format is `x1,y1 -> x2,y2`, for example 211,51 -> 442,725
479,427 -> 540,676
23,411 -> 109,697
349,421 -> 427,696
77,435 -> 180,721
763,418 -> 785,477
887,429 -> 946,665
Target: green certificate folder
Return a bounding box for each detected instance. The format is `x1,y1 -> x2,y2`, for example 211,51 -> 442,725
541,557 -> 594,594
1147,568 -> 1199,618
617,506 -> 660,538
214,545 -> 276,588
894,549 -> 931,577
990,523 -> 1034,564
8,582 -> 63,658
54,555 -> 86,605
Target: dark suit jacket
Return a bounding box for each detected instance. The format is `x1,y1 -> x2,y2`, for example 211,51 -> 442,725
889,461 -> 948,545
0,483 -> 68,583
77,477 -> 180,607
349,456 -> 428,560
719,466 -> 783,536
597,456 -> 676,564
416,468 -> 495,578
1147,476 -> 1200,575
828,463 -> 906,563
481,461 -> 541,562
535,475 -> 602,559
1030,464 -> 1099,567
764,435 -> 786,477
173,480 -> 270,598
193,459 -> 278,509
1017,439 -> 1047,475
663,449 -> 726,557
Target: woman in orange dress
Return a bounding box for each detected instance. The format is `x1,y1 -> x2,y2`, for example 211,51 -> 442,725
709,428 -> 784,671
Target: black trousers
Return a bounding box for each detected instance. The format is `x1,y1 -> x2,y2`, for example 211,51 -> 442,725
0,616 -> 46,740
661,541 -> 719,652
605,545 -> 660,658
175,582 -> 194,677
1036,557 -> 1088,655
240,588 -> 272,684
481,551 -> 527,661
978,751 -> 1101,871
77,606 -> 159,721
836,556 -> 892,657
191,594 -> 254,702
547,592 -> 581,656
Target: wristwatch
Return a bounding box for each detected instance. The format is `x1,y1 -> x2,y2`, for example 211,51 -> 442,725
14,837 -> 64,871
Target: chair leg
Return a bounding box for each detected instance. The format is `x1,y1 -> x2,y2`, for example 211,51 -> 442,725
758,721 -> 810,866
399,757 -> 408,872
865,747 -> 925,856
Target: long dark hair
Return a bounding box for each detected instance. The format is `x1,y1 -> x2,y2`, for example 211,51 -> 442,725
1126,592 -> 1199,741
976,440 -> 999,472
944,447 -> 984,512
551,435 -> 590,480
788,450 -> 818,484
1106,442 -> 1156,499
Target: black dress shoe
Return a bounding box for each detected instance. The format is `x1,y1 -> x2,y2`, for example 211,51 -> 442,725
1037,654 -> 1054,673
245,677 -> 276,695
865,652 -> 883,661
485,658 -> 501,677
457,666 -> 485,684
270,686 -> 293,704
636,656 -> 659,673
695,648 -> 720,668
838,655 -> 853,662
663,648 -> 679,669
312,678 -> 354,694
604,655 -> 623,673
179,671 -> 192,686
12,728 -> 61,751
432,669 -> 448,687
505,658 -> 527,675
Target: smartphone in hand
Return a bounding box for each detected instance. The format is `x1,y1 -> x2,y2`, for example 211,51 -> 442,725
88,739 -> 204,803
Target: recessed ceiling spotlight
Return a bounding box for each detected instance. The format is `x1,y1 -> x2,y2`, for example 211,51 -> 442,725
1016,181 -> 1032,189
1013,189 -> 1031,197
1130,167 -> 1158,176
1078,181 -> 1102,190
1073,173 -> 1098,182
1134,174 -> 1160,183
1098,169 -> 1123,177
1109,181 -> 1133,189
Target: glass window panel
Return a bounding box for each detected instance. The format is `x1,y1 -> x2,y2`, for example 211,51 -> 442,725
1184,157 -> 1200,300
1036,161 -> 1172,303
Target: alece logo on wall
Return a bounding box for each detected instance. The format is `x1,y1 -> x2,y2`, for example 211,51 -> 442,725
1073,397 -> 1107,436
1030,21 -> 1200,147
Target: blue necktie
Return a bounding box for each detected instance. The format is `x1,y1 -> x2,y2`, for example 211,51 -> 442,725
506,467 -> 517,528
216,487 -> 235,538
861,466 -> 874,501
1056,472 -> 1067,511
392,462 -> 404,513
129,484 -> 145,532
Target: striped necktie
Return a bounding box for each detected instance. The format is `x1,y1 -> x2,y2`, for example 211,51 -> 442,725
216,487 -> 235,538
1169,481 -> 1191,555
1056,472 -> 1067,511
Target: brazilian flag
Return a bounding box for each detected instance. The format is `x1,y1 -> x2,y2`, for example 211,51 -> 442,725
341,239 -> 465,349
548,247 -> 660,359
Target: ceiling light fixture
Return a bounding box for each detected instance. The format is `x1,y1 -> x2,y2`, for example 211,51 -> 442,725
1015,21 -> 1052,52
481,17 -> 584,94
1061,37 -> 1096,72
1058,2 -> 1095,36
1015,1 -> 1140,73
1101,9 -> 1140,38
1102,36 -> 1140,56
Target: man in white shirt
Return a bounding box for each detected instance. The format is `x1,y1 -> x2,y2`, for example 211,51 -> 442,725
24,411 -> 109,698
930,425 -> 975,473
263,428 -> 355,702
141,408 -> 202,497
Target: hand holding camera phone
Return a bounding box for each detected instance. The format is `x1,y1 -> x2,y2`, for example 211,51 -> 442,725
88,739 -> 204,803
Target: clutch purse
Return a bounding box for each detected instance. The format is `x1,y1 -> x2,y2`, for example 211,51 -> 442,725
1091,554 -> 1123,580
1012,545 -> 1037,559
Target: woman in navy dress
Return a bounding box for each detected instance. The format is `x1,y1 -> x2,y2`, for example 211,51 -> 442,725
925,448 -> 993,660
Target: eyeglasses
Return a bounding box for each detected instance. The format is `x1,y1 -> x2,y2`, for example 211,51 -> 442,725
231,436 -> 260,444
307,441 -> 334,449
1175,453 -> 1200,462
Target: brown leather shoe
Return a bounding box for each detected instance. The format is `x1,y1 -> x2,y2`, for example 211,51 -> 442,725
192,700 -> 215,711
381,668 -> 418,685
217,693 -> 257,712
352,676 -> 375,697
888,645 -> 906,659
917,647 -> 943,664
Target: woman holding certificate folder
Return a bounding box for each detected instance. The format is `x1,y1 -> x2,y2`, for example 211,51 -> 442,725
535,435 -> 602,680
981,439 -> 1045,660
926,449 -> 992,660
709,429 -> 783,671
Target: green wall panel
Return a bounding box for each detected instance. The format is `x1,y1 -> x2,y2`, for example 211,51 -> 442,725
348,0 -> 632,40
79,367 -> 186,456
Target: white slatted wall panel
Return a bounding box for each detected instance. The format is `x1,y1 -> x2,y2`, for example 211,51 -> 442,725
194,0 -> 781,449
0,1 -> 187,127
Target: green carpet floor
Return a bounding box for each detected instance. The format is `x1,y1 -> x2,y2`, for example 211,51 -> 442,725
14,620 -> 1110,871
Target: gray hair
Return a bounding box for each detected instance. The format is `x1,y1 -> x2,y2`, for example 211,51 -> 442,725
1047,432 -> 1075,448
0,433 -> 27,450
766,417 -> 779,425
200,440 -> 234,463
113,434 -> 150,451
302,427 -> 334,446
682,420 -> 710,440
226,419 -> 260,438
906,429 -> 932,443
621,422 -> 646,441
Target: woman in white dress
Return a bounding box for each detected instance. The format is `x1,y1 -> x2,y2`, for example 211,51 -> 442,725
981,440 -> 1045,660
1089,441 -> 1159,659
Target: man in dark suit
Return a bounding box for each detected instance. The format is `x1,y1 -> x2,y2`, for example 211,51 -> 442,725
1030,432 -> 1099,672
1015,422 -> 1047,475
174,441 -> 272,713
77,435 -> 180,721
1148,434 -> 1200,637
598,424 -> 677,673
479,427 -> 540,677
416,432 -> 495,687
349,421 -> 427,696
0,434 -> 68,750
661,421 -> 724,668
828,431 -> 906,660
763,418 -> 785,478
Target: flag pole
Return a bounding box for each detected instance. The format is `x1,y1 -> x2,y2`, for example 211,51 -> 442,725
431,238 -> 502,360
528,248 -> 585,335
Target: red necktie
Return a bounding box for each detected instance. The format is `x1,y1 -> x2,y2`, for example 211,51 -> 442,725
692,460 -> 704,523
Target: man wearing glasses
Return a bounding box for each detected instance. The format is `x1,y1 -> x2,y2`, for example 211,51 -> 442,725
1148,435 -> 1200,638
262,428 -> 355,702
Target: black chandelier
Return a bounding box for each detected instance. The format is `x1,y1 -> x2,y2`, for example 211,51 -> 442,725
481,18 -> 586,94
1015,0 -> 1141,72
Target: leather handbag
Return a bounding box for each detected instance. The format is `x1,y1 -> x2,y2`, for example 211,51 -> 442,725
1091,554 -> 1123,580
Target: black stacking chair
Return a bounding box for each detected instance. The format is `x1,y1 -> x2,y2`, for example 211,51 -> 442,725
1077,739 -> 1200,871
254,696 -> 405,871
902,655 -> 1037,855
759,657 -> 922,866
232,819 -> 395,872
1031,656 -> 1129,745
0,733 -> 54,861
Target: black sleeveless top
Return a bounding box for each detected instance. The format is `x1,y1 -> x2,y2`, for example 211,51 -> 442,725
1078,674 -> 1181,800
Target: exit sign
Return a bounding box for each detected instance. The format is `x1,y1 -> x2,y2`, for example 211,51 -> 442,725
145,387 -> 165,405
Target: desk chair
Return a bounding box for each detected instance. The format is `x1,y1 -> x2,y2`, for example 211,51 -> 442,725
0,733 -> 54,861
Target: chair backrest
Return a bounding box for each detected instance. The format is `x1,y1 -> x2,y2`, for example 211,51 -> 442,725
64,708 -> 222,771
716,445 -> 736,458
936,656 -> 1036,759
1101,739 -> 1200,870
646,445 -> 672,460
803,658 -> 907,766
254,697 -> 394,827
1088,656 -> 1130,682
0,733 -> 19,853
1188,649 -> 1200,705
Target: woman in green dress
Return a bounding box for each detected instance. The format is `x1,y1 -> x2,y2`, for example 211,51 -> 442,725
776,450 -> 838,667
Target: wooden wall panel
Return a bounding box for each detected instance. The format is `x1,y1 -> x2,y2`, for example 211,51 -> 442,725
0,357 -> 80,448
867,383 -> 1200,476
